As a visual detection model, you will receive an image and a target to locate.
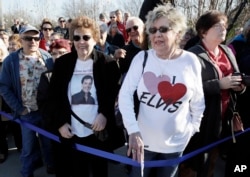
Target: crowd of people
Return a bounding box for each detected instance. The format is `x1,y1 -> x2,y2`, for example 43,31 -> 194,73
0,1 -> 250,177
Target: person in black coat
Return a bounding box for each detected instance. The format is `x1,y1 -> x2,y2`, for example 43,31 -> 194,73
47,16 -> 124,177
180,10 -> 245,177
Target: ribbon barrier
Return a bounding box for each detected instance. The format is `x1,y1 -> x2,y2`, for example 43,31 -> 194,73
1,111 -> 250,168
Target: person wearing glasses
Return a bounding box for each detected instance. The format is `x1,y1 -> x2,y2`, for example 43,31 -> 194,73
180,10 -> 245,177
118,4 -> 205,177
37,39 -> 71,133
108,11 -> 127,44
115,16 -> 148,74
47,16 -> 121,177
54,17 -> 69,39
39,20 -> 54,51
0,25 -> 54,177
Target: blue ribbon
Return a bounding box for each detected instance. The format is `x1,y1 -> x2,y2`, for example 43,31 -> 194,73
1,111 -> 249,167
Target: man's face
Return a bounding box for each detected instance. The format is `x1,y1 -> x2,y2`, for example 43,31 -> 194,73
20,31 -> 40,55
59,18 -> 66,28
82,78 -> 92,93
116,11 -> 123,22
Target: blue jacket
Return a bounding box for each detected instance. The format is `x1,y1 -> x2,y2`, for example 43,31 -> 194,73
0,48 -> 53,118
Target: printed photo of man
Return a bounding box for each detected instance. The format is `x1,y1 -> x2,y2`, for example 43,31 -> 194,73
71,75 -> 95,105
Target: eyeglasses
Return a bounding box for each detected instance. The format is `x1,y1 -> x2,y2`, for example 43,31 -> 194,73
21,36 -> 40,42
126,25 -> 139,33
60,20 -> 65,23
148,26 -> 172,34
43,28 -> 53,31
73,35 -> 91,41
110,16 -> 116,19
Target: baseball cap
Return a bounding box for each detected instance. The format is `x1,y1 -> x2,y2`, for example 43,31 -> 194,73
19,25 -> 40,35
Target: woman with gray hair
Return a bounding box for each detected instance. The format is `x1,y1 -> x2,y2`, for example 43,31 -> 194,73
118,3 -> 205,177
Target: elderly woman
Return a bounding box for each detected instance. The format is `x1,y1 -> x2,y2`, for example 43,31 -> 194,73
118,4 -> 205,177
49,39 -> 71,61
106,23 -> 125,48
180,10 -> 246,177
37,39 -> 71,121
47,16 -> 121,177
94,22 -> 119,56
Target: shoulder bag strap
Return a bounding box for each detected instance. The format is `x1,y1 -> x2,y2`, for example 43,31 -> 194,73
71,110 -> 92,129
142,50 -> 148,74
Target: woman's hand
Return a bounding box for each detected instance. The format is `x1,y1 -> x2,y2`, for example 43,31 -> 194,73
59,123 -> 73,139
92,113 -> 107,131
114,49 -> 126,59
127,132 -> 144,163
219,75 -> 242,89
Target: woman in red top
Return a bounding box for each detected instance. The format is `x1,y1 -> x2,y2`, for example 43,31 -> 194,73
180,10 -> 245,177
39,20 -> 54,51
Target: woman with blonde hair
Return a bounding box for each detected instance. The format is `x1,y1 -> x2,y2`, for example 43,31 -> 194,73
8,34 -> 22,53
119,4 -> 205,177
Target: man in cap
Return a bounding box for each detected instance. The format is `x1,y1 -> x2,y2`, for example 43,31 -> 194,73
0,24 -> 54,177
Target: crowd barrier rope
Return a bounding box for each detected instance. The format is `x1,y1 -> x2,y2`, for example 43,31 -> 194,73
1,110 -> 249,168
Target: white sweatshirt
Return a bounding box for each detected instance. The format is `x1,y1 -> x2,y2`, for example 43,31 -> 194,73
118,49 -> 205,153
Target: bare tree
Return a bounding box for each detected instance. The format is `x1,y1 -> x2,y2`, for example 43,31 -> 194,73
120,0 -> 144,16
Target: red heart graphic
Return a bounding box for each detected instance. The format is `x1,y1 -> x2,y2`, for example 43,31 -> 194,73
158,81 -> 187,104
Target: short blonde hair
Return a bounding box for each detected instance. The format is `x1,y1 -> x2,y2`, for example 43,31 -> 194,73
69,16 -> 100,42
145,3 -> 187,45
9,34 -> 21,49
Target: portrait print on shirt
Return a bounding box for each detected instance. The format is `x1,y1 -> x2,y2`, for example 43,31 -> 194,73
71,75 -> 95,105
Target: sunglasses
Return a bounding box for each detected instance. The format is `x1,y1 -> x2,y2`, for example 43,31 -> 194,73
22,36 -> 40,42
126,25 -> 138,33
60,20 -> 65,23
43,28 -> 53,31
148,26 -> 172,34
110,16 -> 116,19
73,35 -> 91,42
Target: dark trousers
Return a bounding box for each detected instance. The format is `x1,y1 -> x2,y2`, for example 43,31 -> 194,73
54,134 -> 108,177
0,119 -> 22,154
224,131 -> 250,177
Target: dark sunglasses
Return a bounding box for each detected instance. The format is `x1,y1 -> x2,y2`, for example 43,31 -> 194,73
73,35 -> 91,42
148,26 -> 172,34
43,28 -> 53,31
126,25 -> 139,33
110,16 -> 115,19
22,36 -> 40,42
60,20 -> 65,23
